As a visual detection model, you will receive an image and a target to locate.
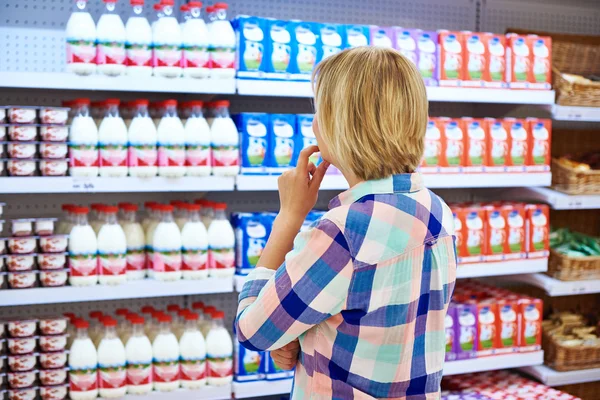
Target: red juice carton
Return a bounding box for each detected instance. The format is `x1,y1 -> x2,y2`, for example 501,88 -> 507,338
526,118 -> 551,172
485,118 -> 509,172
456,303 -> 478,360
525,204 -> 549,258
530,35 -> 552,89
420,117 -> 444,173
441,117 -> 464,172
438,31 -> 464,86
455,205 -> 486,263
518,297 -> 543,352
463,31 -> 485,87
445,304 -> 458,362
496,299 -> 520,354
503,203 -> 526,260
482,32 -> 506,88
462,117 -> 487,172
476,300 -> 498,357
505,118 -> 528,172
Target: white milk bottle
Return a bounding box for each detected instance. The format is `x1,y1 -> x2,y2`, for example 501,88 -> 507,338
96,0 -> 127,76
205,310 -> 233,386
97,317 -> 127,398
152,204 -> 183,281
69,319 -> 99,400
119,203 -> 147,280
196,200 -> 215,228
128,99 -> 158,177
157,100 -> 187,177
125,0 -> 153,77
152,1 -> 182,78
182,2 -> 211,78
66,0 -> 97,75
179,4 -> 190,30
98,99 -> 129,177
208,203 -> 235,278
70,98 -> 99,177
152,314 -> 181,391
208,3 -> 236,78
200,306 -> 215,338
181,203 -> 209,279
125,316 -> 153,394
69,206 -> 99,286
144,203 -> 160,277
97,206 -> 128,285
179,312 -> 207,388
210,101 -> 239,176
184,101 -> 212,176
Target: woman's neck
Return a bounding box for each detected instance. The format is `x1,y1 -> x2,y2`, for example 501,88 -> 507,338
341,169 -> 362,188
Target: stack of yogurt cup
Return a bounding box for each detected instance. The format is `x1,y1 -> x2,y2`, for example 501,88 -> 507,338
0,105 -> 70,177
5,317 -> 70,400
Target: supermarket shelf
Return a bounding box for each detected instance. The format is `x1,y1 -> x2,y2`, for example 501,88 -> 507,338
128,386 -> 232,400
0,278 -> 234,307
456,258 -> 547,279
0,72 -> 236,94
521,365 -> 600,386
0,176 -> 235,194
444,351 -> 544,376
552,105 -> 600,122
235,174 -> 349,191
232,380 -> 293,399
234,275 -> 246,292
515,187 -> 600,210
237,80 -> 555,104
500,274 -> 600,296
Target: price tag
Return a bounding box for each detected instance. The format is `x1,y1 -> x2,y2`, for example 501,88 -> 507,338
71,178 -> 96,193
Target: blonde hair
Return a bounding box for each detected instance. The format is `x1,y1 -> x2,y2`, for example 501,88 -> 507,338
312,46 -> 428,181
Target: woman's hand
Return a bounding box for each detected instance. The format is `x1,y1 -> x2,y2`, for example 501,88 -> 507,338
271,339 -> 300,370
278,145 -> 330,226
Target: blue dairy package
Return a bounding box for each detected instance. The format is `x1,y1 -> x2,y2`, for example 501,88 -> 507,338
289,21 -> 320,80
370,26 -> 395,48
265,351 -> 295,381
236,113 -> 270,175
234,212 -> 271,276
268,113 -> 297,173
265,18 -> 293,79
319,23 -> 345,63
234,16 -> 269,79
295,114 -> 319,166
344,25 -> 370,48
233,322 -> 265,381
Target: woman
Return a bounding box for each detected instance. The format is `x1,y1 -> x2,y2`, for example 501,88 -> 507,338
235,46 -> 457,399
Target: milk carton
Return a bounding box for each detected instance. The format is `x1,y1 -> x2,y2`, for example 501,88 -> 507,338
234,212 -> 270,276
370,26 -> 395,49
505,118 -> 528,172
265,351 -> 295,380
417,30 -> 438,86
445,304 -> 458,362
234,16 -> 268,79
289,21 -> 319,80
319,23 -> 344,62
507,34 -> 551,89
476,301 -> 498,357
295,114 -> 319,166
496,299 -> 519,354
265,19 -> 293,80
236,113 -> 269,175
518,297 -> 543,352
455,205 -> 486,263
344,25 -> 370,48
525,204 -> 549,258
439,31 -> 464,86
531,36 -> 552,89
486,118 -> 509,172
268,114 -> 297,174
442,118 -> 465,172
450,205 -> 464,258
233,325 -> 264,381
526,118 -> 551,172
462,118 -> 487,173
482,33 -> 506,88
484,204 -> 507,261
463,31 -> 485,87
394,28 -> 417,65
504,203 -> 526,260
455,303 -> 478,360
420,118 -> 443,173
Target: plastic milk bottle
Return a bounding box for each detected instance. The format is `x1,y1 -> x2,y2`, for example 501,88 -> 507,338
152,204 -> 183,281
184,101 -> 212,176
98,99 -> 128,177
157,100 -> 186,177
152,1 -> 182,78
97,206 -> 128,285
69,319 -> 99,400
125,0 -> 153,77
96,0 -> 127,76
206,310 -> 233,386
97,317 -> 127,398
119,203 -> 146,280
69,207 -> 98,286
70,98 -> 99,177
182,2 -> 211,78
128,99 -> 158,177
181,203 -> 209,279
152,314 -> 180,391
66,0 -> 97,76
125,316 -> 153,394
207,203 -> 235,278
210,101 -> 239,176
208,3 -> 236,78
179,312 -> 207,388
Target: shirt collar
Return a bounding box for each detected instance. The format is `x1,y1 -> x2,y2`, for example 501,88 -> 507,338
329,173 -> 424,209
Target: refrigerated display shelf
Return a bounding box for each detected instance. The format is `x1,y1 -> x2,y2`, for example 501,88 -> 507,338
499,274 -> 600,296
521,365 -> 600,386
552,105 -> 600,122
233,380 -> 293,399
121,386 -> 232,400
514,187 -> 600,210
0,278 -> 234,307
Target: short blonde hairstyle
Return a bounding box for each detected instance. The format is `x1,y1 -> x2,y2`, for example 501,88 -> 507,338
312,46 -> 428,181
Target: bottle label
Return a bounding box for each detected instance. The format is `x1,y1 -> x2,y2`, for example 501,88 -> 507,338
69,369 -> 98,392
180,359 -> 206,381
153,361 -> 179,383
99,365 -> 127,389
183,46 -> 210,68
99,145 -> 128,167
212,145 -> 239,167
210,47 -> 235,69
207,356 -> 233,378
186,145 -> 211,167
158,145 -> 186,167
182,249 -> 208,271
67,39 -> 97,64
210,248 -> 234,270
129,146 -> 158,167
69,254 -> 98,277
99,253 -> 127,276
126,249 -> 146,271
70,145 -> 99,168
153,45 -> 182,67
153,251 -> 182,272
126,363 -> 152,386
126,43 -> 152,67
97,41 -> 127,65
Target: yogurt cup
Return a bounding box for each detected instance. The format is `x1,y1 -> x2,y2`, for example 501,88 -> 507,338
6,254 -> 36,272
8,237 -> 37,254
39,108 -> 69,125
38,317 -> 68,336
39,143 -> 68,159
39,351 -> 67,369
38,334 -> 67,352
38,235 -> 68,253
7,271 -> 37,289
7,143 -> 37,159
7,320 -> 37,338
40,384 -> 68,400
6,125 -> 38,142
39,368 -> 68,386
39,125 -> 68,142
39,159 -> 68,177
7,160 -> 36,177
39,269 -> 68,288
7,336 -> 37,355
11,220 -> 35,237
34,219 -> 56,236
37,253 -> 66,270
7,354 -> 37,372
7,370 -> 37,388
8,386 -> 38,400
8,107 -> 38,124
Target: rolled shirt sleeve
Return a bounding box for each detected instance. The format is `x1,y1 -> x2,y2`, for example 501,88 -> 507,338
235,217 -> 353,352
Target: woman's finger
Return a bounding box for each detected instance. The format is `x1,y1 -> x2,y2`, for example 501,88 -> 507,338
296,145 -> 320,172
307,162 -> 317,176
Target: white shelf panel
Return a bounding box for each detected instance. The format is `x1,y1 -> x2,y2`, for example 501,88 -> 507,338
234,275 -> 246,293
0,177 -> 235,194
0,72 -> 236,94
553,105 -> 600,122
0,278 -> 234,307
521,365 -> 600,386
232,379 -> 293,399
131,386 -> 232,400
500,274 -> 600,297
517,187 -> 600,210
456,258 -> 548,279
443,351 -> 544,376
235,174 -> 348,191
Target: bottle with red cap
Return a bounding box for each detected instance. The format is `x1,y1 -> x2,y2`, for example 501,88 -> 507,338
68,206 -> 99,287
182,2 -> 211,79
128,99 -> 158,177
152,0 -> 183,78
157,99 -> 186,177
152,204 -> 183,281
96,0 -> 127,76
125,0 -> 153,77
181,203 -> 209,279
207,2 -> 236,78
152,313 -> 181,391
210,100 -> 239,176
207,202 -> 235,278
179,311 -> 207,388
69,319 -> 99,400
195,199 -> 215,228
144,202 -> 161,277
125,315 -> 153,394
205,310 -> 233,385
98,98 -> 129,177
97,205 -> 128,285
69,98 -> 99,177
119,203 -> 147,280
97,317 -> 127,398
66,0 -> 97,76
183,101 -> 212,176
58,203 -> 77,234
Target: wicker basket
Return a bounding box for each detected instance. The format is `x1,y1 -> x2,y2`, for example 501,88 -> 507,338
543,331 -> 600,371
548,249 -> 600,281
552,158 -> 600,195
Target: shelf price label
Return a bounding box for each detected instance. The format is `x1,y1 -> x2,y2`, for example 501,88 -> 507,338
72,178 -> 96,193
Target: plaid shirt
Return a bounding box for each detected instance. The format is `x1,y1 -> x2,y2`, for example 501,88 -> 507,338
236,173 -> 457,399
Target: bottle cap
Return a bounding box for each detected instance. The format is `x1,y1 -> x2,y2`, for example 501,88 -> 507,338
184,312 -> 199,321
163,99 -> 177,107
212,310 -> 225,319
141,306 -> 155,314
102,317 -> 118,327
212,100 -> 230,108
74,319 -> 90,329
72,206 -> 90,215
167,304 -> 180,312
115,308 -> 129,316
118,203 -> 138,212
105,98 -> 120,106
191,301 -> 205,310
213,2 -> 228,10
213,202 -> 227,210
89,311 -> 103,319
104,205 -> 119,214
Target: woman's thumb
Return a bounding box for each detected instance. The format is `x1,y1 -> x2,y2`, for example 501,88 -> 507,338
310,161 -> 330,189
